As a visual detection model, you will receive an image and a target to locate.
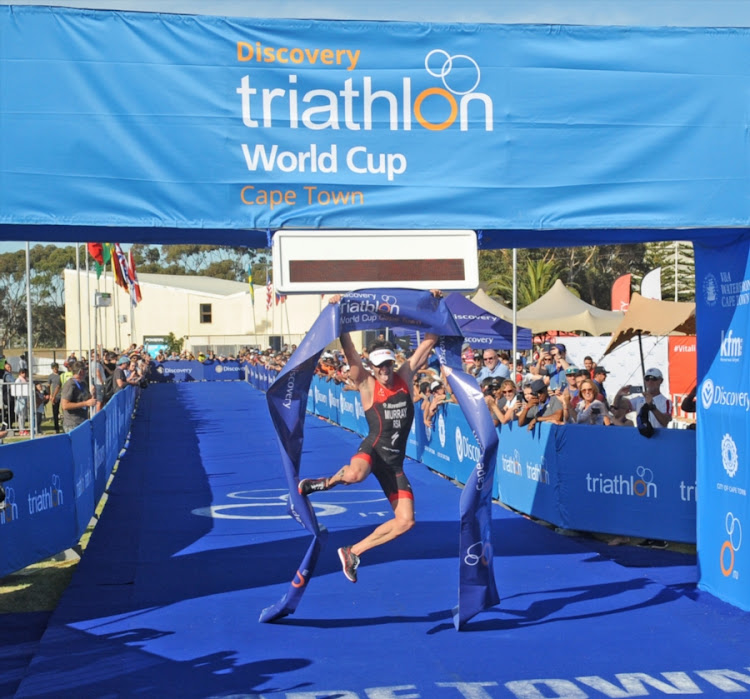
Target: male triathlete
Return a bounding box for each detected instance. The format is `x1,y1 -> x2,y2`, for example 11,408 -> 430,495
299,293 -> 440,583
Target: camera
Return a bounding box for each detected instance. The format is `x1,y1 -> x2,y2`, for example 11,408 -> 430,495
630,385 -> 643,394
591,406 -> 601,415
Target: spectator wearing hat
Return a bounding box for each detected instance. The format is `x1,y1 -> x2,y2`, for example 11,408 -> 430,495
517,378 -> 564,430
593,366 -> 610,404
424,378 -> 457,427
612,368 -> 672,429
561,366 -> 581,403
113,356 -> 138,392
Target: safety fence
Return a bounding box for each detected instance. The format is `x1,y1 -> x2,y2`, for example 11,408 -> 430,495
247,367 -> 697,544
0,387 -> 137,578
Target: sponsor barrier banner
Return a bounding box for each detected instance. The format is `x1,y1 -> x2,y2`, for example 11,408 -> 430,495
6,7 -> 750,243
695,239 -> 750,610
262,289 -> 499,629
0,387 -> 136,578
152,361 -> 246,382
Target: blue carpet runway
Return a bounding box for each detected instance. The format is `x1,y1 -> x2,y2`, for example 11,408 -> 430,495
10,382 -> 750,698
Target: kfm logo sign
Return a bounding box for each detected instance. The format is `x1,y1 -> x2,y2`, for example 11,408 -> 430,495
720,330 -> 743,363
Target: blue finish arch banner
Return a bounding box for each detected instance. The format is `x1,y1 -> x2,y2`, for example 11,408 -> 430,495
6,6 -> 750,244
261,289 -> 499,629
694,239 -> 750,611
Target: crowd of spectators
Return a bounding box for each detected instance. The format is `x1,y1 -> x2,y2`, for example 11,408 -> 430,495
462,340 -> 674,433
303,333 -> 675,436
0,345 -> 152,438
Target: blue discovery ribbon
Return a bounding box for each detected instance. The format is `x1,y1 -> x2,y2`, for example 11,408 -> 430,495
260,289 -> 500,629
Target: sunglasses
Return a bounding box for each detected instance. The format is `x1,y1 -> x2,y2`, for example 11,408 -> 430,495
645,376 -> 660,381
502,389 -> 515,395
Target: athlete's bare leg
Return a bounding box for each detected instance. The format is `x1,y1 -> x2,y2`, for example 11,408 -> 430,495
350,496 -> 415,557
326,456 -> 371,487
299,456 -> 371,494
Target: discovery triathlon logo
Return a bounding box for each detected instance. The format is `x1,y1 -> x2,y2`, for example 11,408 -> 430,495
722,433 -> 739,478
455,426 -> 482,464
701,378 -> 750,412
721,512 -> 742,579
586,466 -> 657,498
236,46 -> 494,133
720,330 -> 743,363
437,413 -> 446,448
339,292 -> 403,324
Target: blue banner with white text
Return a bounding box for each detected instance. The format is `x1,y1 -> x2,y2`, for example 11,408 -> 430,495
694,238 -> 750,611
7,6 -> 750,245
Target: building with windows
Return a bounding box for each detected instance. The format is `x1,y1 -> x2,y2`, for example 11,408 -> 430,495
63,269 -> 335,356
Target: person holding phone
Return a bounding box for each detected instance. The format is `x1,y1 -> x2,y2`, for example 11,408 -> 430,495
612,367 -> 672,429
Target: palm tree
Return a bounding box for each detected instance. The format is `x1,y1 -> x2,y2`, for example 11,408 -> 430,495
485,253 -> 567,307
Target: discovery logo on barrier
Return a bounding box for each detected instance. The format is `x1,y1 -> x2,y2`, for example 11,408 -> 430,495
701,378 -> 750,412
455,425 -> 482,464
721,512 -> 742,579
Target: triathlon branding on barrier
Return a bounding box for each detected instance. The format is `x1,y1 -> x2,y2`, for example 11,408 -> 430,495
585,467 -> 656,498
261,289 -> 499,629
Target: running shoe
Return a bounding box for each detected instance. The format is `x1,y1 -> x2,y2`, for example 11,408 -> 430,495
338,546 -> 360,583
298,477 -> 328,496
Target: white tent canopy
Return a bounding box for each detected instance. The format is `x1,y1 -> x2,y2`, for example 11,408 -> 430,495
470,289 -> 516,324
515,279 -> 624,336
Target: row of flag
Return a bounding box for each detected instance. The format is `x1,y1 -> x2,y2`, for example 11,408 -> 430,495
87,242 -> 142,306
248,267 -> 286,310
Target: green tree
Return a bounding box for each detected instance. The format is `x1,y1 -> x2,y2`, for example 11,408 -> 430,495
485,253 -> 563,307
164,331 -> 184,355
479,243 -> 651,309
641,240 -> 695,302
131,244 -> 267,282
